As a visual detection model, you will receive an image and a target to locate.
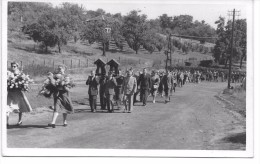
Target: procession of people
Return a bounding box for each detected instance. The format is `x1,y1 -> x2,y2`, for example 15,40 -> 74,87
6,60 -> 246,128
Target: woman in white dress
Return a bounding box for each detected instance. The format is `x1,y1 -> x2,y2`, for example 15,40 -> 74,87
7,62 -> 33,127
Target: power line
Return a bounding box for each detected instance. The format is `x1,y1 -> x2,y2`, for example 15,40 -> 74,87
170,34 -> 218,40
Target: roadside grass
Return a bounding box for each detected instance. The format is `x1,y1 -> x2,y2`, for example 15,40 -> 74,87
222,84 -> 246,117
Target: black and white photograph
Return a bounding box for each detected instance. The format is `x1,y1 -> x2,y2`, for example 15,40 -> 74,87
0,0 -> 258,160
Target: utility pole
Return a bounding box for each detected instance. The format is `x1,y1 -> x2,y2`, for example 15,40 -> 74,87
169,34 -> 172,68
165,34 -> 172,71
227,9 -> 240,89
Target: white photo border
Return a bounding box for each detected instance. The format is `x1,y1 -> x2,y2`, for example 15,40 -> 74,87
1,0 -> 255,158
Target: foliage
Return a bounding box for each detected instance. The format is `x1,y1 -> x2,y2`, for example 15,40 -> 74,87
199,60 -> 213,67
122,10 -> 149,54
213,17 -> 246,68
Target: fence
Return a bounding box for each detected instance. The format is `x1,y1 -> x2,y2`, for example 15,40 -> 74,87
7,55 -> 214,73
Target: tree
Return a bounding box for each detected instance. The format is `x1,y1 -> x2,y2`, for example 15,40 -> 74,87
213,17 -> 246,67
81,21 -> 111,56
22,7 -> 72,53
23,22 -> 58,52
122,10 -> 149,54
81,15 -> 123,56
159,14 -> 172,29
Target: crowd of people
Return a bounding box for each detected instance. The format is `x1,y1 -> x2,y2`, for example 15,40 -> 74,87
6,61 -> 246,128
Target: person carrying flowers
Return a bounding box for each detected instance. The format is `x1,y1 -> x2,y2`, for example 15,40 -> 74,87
46,65 -> 75,128
7,62 -> 33,127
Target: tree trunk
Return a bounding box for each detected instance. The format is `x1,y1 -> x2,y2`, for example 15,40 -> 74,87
225,58 -> 229,68
102,42 -> 106,56
58,42 -> 61,53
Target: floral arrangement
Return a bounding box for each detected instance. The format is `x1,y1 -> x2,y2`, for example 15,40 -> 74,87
7,71 -> 34,91
38,72 -> 75,98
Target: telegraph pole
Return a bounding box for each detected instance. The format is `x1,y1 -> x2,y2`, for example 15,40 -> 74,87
169,34 -> 172,68
227,9 -> 240,89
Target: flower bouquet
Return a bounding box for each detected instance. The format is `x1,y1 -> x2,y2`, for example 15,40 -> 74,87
38,73 -> 75,98
7,71 -> 34,91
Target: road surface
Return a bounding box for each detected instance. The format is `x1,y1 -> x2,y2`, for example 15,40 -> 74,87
7,82 -> 245,150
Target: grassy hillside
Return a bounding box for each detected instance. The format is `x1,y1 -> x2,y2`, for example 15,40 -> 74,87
7,37 -> 214,80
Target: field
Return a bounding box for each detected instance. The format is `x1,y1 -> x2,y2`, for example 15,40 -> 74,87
6,38 -> 247,151
7,37 -> 214,82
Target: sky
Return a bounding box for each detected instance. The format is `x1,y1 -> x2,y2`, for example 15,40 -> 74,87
50,0 -> 250,29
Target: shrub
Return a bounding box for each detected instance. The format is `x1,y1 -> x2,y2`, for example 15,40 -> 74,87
199,60 -> 213,67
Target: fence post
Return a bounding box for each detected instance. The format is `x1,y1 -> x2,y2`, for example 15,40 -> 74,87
79,59 -> 80,68
32,60 -> 34,66
119,57 -> 120,63
71,59 -> 73,69
63,60 -> 65,65
20,61 -> 23,67
87,59 -> 88,67
53,60 -> 55,68
44,59 -> 45,66
139,59 -> 141,64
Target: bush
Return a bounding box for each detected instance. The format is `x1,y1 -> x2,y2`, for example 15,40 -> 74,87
199,60 -> 213,67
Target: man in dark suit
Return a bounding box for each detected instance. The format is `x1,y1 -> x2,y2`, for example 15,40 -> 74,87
138,68 -> 151,106
115,70 -> 124,109
86,70 -> 100,112
105,71 -> 117,113
133,71 -> 141,104
99,74 -> 107,110
161,70 -> 173,103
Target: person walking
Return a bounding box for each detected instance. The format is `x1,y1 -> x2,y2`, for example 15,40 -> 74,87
150,70 -> 160,103
115,70 -> 124,110
138,68 -> 151,106
122,69 -> 137,113
7,62 -> 33,127
133,71 -> 141,104
99,74 -> 107,110
86,70 -> 100,113
161,70 -> 173,103
48,65 -> 74,128
105,71 -> 117,113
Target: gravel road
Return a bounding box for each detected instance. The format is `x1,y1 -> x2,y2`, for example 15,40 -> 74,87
7,82 -> 246,150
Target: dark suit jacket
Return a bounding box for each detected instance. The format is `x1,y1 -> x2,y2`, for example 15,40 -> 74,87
161,74 -> 173,89
105,77 -> 117,95
138,73 -> 151,90
86,76 -> 100,95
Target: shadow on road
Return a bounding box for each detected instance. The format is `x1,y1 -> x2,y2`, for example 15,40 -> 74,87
222,132 -> 246,144
7,124 -> 50,129
74,109 -> 126,114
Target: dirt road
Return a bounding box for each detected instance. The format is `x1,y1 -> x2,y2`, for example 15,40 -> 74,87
7,82 -> 246,150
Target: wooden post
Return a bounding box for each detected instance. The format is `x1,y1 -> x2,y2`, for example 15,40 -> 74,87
44,59 -> 45,66
32,60 -> 34,66
71,59 -> 73,69
20,61 -> 23,67
87,59 -> 88,67
139,59 -> 141,64
119,57 -> 120,63
53,60 -> 55,68
63,60 -> 65,65
79,59 -> 80,68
